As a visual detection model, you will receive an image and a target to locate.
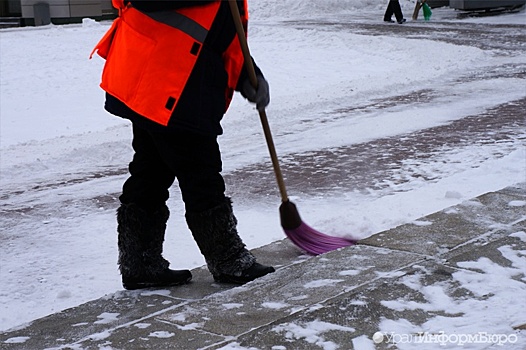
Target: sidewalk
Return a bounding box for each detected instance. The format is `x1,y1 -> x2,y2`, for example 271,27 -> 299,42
2,183 -> 525,350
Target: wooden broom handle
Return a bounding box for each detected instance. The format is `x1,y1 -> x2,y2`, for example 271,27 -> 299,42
228,0 -> 289,203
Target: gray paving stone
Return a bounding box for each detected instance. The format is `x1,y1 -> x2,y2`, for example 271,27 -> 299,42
359,187 -> 526,257
0,292 -> 187,350
231,259 -> 525,349
445,228 -> 526,279
74,317 -> 226,350
499,183 -> 526,198
156,244 -> 421,338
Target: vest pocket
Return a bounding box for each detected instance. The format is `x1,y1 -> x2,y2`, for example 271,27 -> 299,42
100,19 -> 157,109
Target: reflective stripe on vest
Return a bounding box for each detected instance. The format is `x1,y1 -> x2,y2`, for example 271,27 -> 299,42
92,1 -> 247,127
140,11 -> 209,42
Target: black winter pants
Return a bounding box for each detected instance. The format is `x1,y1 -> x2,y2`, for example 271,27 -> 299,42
384,0 -> 404,22
119,123 -> 226,213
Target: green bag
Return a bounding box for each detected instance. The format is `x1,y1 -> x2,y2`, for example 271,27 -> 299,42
423,3 -> 432,21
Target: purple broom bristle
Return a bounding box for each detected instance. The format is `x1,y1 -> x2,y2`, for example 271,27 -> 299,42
279,200 -> 354,255
284,222 -> 355,255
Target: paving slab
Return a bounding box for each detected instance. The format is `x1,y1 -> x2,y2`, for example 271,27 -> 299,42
359,184 -> 526,257
444,224 -> 526,278
229,261 -> 458,349
0,290 -> 191,350
231,257 -> 526,349
499,182 -> 526,198
74,317 -> 226,350
155,245 -> 421,337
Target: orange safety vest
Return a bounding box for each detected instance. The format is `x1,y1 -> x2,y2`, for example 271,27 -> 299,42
91,0 -> 248,127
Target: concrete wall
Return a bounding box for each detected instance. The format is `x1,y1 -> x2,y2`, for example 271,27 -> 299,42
20,0 -> 115,24
449,0 -> 526,10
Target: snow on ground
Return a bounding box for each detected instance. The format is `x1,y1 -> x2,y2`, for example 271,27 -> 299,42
1,0 -> 525,335
378,246 -> 526,350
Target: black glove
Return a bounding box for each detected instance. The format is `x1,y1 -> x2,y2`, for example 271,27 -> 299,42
240,75 -> 270,111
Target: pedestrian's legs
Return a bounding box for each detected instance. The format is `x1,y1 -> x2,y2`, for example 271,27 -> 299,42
149,130 -> 274,283
117,124 -> 192,290
384,0 -> 404,22
384,0 -> 395,21
154,130 -> 227,213
392,0 -> 405,22
119,125 -> 176,211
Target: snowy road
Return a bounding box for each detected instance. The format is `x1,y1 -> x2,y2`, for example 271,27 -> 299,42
1,6 -> 525,332
227,18 -> 526,204
228,97 -> 525,201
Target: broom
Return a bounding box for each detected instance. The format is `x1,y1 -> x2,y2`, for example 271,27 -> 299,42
228,0 -> 355,255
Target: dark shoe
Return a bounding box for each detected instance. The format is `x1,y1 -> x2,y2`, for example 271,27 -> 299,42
117,204 -> 190,290
397,18 -> 406,24
186,197 -> 256,278
213,262 -> 275,284
123,268 -> 192,290
384,19 -> 395,23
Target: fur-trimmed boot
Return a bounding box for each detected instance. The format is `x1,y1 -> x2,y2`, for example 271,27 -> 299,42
117,203 -> 192,290
185,198 -> 275,284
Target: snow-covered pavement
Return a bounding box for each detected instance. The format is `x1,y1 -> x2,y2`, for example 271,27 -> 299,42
1,1 -> 525,334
